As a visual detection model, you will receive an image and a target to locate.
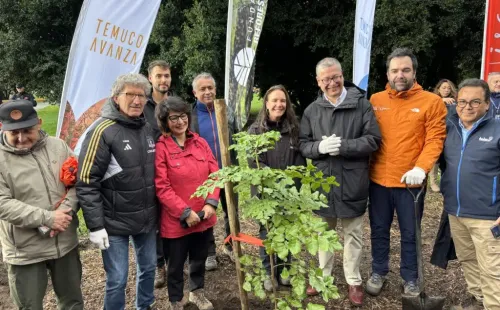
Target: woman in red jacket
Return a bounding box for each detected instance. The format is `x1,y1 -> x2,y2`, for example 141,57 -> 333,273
155,96 -> 219,310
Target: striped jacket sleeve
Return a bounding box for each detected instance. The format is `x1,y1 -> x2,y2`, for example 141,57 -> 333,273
75,119 -> 115,232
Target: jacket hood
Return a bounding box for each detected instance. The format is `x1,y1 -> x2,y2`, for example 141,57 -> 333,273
101,97 -> 146,128
315,81 -> 366,109
0,130 -> 48,155
385,82 -> 424,99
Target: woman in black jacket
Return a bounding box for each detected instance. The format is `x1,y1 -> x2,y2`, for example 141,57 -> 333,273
247,85 -> 305,291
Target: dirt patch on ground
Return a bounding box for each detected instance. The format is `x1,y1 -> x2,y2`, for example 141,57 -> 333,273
0,192 -> 468,309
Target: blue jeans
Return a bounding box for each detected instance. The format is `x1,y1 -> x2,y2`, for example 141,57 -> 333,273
368,182 -> 425,282
102,229 -> 156,310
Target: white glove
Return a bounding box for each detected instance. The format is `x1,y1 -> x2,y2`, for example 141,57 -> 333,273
401,167 -> 426,185
329,136 -> 341,156
89,229 -> 110,250
319,135 -> 341,154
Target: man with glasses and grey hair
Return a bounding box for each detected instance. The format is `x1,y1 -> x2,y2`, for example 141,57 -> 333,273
487,72 -> 500,120
367,48 -> 447,297
76,73 -> 158,310
441,78 -> 500,310
190,72 -> 239,271
299,57 -> 381,306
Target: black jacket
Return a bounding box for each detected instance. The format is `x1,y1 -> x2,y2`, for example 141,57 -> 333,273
76,98 -> 157,235
11,92 -> 37,107
248,119 -> 305,170
430,209 -> 457,269
299,82 -> 381,218
143,97 -> 161,141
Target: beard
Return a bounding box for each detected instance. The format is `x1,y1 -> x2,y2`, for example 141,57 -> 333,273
390,78 -> 414,92
154,85 -> 170,94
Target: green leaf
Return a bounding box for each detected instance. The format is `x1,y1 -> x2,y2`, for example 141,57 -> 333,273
288,239 -> 301,255
306,238 -> 319,255
243,281 -> 252,292
306,303 -> 325,310
318,235 -> 330,252
281,267 -> 290,280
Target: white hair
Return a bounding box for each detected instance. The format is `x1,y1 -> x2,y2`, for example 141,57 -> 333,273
315,57 -> 342,76
192,72 -> 216,90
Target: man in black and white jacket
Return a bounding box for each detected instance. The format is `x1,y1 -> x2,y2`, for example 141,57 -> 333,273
76,73 -> 157,310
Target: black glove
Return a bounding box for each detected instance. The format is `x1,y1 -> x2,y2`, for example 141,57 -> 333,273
181,210 -> 206,229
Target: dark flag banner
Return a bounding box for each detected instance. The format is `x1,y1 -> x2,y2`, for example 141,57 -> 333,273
224,0 -> 268,131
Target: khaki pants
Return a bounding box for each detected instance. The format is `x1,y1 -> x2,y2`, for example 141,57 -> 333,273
449,215 -> 500,310
319,216 -> 364,285
7,247 -> 84,310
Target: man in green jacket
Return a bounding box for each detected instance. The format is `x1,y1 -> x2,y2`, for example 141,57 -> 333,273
0,100 -> 83,310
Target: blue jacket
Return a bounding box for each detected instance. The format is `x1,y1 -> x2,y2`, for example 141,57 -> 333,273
489,93 -> 500,120
190,101 -> 238,169
440,111 -> 500,220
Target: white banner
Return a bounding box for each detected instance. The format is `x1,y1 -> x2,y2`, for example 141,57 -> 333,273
352,0 -> 376,91
56,0 -> 161,148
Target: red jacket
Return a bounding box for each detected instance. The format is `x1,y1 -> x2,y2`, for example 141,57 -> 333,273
155,132 -> 219,238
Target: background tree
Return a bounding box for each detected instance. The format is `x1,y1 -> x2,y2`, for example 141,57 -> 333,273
0,0 -> 81,101
0,0 -> 485,111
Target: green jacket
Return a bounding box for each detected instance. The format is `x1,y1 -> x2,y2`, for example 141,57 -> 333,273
0,132 -> 79,265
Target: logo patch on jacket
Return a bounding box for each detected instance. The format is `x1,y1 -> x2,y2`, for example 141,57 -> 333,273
479,136 -> 493,142
124,144 -> 132,150
410,108 -> 420,113
373,107 -> 390,111
147,136 -> 156,153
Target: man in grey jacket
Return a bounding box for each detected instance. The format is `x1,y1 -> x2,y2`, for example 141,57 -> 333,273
299,57 -> 381,306
0,100 -> 83,309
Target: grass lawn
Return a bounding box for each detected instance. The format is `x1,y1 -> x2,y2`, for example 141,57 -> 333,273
38,105 -> 59,136
250,93 -> 263,115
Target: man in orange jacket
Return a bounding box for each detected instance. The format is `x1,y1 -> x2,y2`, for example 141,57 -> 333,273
366,48 -> 447,297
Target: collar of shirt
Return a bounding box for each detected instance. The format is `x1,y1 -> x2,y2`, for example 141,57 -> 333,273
459,114 -> 486,147
458,114 -> 486,132
323,87 -> 347,107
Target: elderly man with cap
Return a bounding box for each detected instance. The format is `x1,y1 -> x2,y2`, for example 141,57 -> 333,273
0,100 -> 83,309
10,83 -> 37,107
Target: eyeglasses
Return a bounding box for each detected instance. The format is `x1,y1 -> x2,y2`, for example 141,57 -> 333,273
168,113 -> 188,123
320,75 -> 343,85
456,99 -> 483,108
119,92 -> 147,101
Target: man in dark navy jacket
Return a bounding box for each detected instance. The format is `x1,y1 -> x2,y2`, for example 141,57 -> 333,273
441,78 -> 500,310
190,72 -> 238,271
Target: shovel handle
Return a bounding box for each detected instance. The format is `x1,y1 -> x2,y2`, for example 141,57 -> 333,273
406,179 -> 427,294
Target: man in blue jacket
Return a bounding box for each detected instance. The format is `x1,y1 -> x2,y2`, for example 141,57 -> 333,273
487,72 -> 500,120
441,78 -> 500,310
190,72 -> 238,271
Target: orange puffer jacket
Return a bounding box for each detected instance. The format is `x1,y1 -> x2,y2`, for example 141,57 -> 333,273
369,83 -> 447,188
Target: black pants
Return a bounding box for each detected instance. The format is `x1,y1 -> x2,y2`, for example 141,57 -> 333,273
156,231 -> 168,268
163,227 -> 212,302
207,188 -> 239,255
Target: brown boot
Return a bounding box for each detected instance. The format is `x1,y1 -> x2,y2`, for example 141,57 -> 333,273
154,265 -> 167,288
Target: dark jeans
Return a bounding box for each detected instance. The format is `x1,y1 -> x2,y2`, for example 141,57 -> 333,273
259,223 -> 290,279
156,231 -> 168,268
164,227 -> 212,302
368,182 -> 425,282
207,188 -> 238,255
7,247 -> 83,310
